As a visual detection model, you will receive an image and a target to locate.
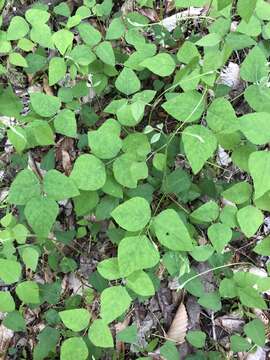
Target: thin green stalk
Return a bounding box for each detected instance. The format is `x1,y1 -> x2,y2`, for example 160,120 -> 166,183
178,261 -> 251,290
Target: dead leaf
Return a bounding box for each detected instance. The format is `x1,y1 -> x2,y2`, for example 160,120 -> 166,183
220,62 -> 241,90
43,76 -> 54,96
161,7 -> 204,31
245,347 -> 266,360
62,150 -> 72,175
0,325 -> 14,360
166,303 -> 188,344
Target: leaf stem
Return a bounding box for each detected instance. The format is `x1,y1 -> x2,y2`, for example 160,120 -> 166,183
177,261 -> 251,290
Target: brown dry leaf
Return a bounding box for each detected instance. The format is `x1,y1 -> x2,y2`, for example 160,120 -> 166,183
0,325 -> 14,360
166,303 -> 188,344
62,150 -> 72,174
43,77 -> 54,96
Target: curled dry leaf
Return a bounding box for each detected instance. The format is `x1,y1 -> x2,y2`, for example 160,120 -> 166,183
0,325 -> 14,360
161,7 -> 204,32
215,314 -> 245,333
166,303 -> 188,344
220,62 -> 241,90
245,347 -> 266,360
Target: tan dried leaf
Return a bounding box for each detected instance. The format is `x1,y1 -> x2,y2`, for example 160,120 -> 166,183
166,303 -> 188,344
0,325 -> 14,360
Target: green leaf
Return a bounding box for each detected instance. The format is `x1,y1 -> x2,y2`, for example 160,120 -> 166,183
126,270 -> 155,296
182,125 -> 217,174
59,309 -> 90,331
198,292 -> 221,311
30,92 -> 61,118
30,24 -> 54,48
8,169 -> 40,205
207,223 -> 232,253
9,53 -> 28,67
232,143 -> 257,173
238,286 -> 267,309
52,29 -> 74,55
254,237 -> 270,256
7,126 -> 27,153
54,2 -> 71,17
60,337 -> 88,360
116,324 -> 138,344
206,97 -> 238,134
237,205 -> 263,237
100,286 -> 131,323
219,278 -> 237,298
0,86 -> 23,118
118,235 -> 160,276
190,201 -> 219,223
21,246 -> 39,271
176,0 -> 210,7
88,319 -> 114,348
122,133 -> 151,161
7,16 -> 29,40
97,258 -> 121,280
0,291 -> 15,312
73,191 -> 99,216
196,33 -> 221,47
77,23 -> 101,47
26,120 -> 55,146
16,281 -> 40,304
237,0 -> 257,22
54,109 -> 77,138
70,154 -> 106,191
177,41 -> 200,64
140,53 -> 175,77
106,17 -> 125,40
13,224 -> 29,244
115,68 -> 141,95
69,45 -> 96,66
162,168 -> 191,194
222,182 -> 252,204
111,197 -> 151,231
49,57 -> 67,86
33,327 -> 60,360
190,244 -> 214,262
237,16 -> 261,37
95,41 -> 115,66
240,112 -> 270,145
230,335 -> 251,352
244,85 -> 270,112
25,8 -> 50,25
88,119 -> 122,159
18,38 -> 34,52
249,151 -> 270,199
116,101 -> 145,126
24,197 -> 59,238
113,153 -> 148,188
0,259 -> 22,285
240,46 -> 268,83
153,209 -> 193,251
160,341 -> 179,360
3,311 -> 26,332
66,15 -> 81,29
44,170 -> 79,201
162,91 -> 204,122
186,330 -> 206,348
244,319 -> 265,347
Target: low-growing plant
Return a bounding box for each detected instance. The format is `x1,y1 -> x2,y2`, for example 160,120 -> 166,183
0,0 -> 270,358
